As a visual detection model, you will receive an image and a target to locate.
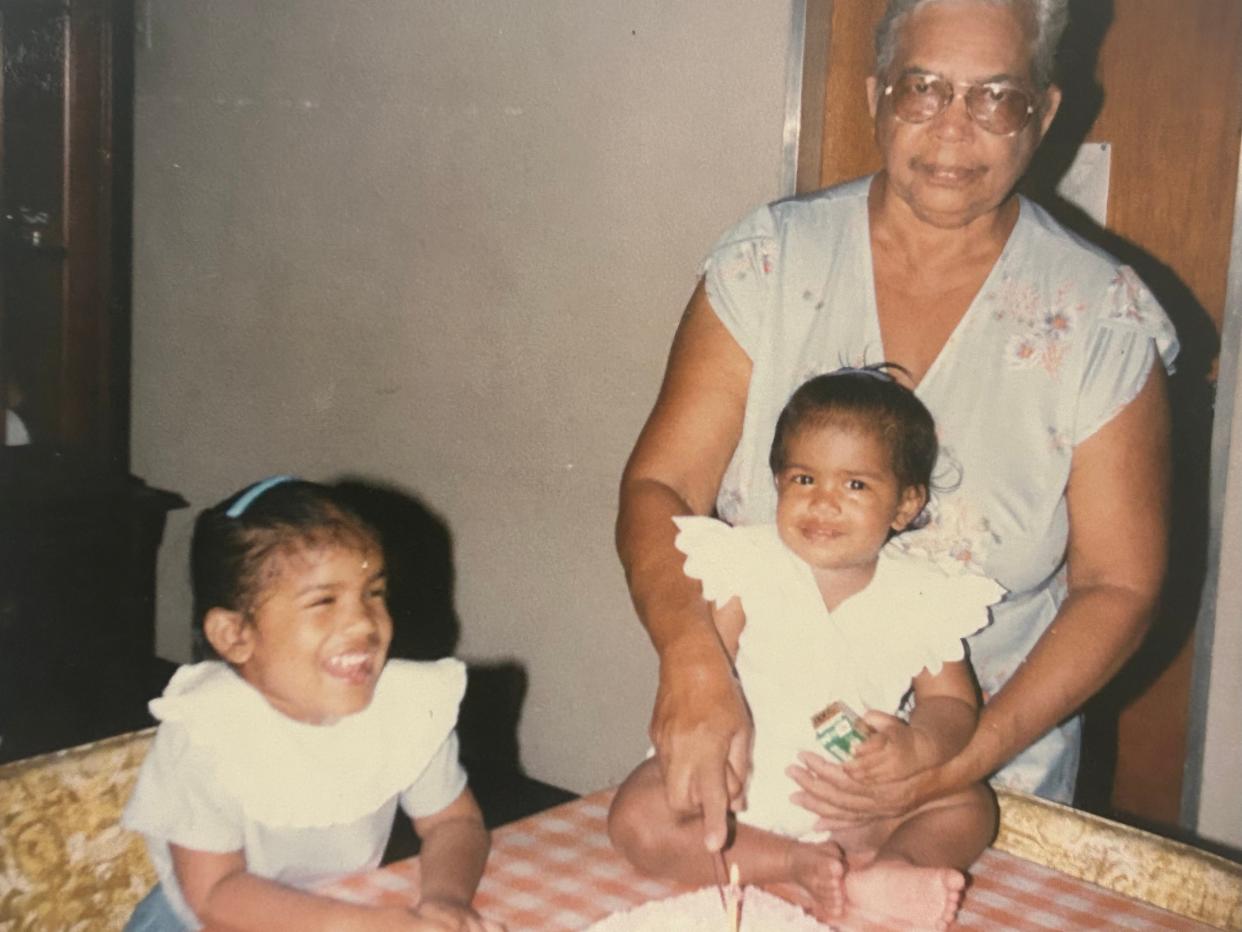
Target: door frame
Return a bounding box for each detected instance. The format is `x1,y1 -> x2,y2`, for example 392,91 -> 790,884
1182,145 -> 1242,850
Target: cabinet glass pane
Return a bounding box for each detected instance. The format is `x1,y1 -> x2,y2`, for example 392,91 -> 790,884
1,2 -> 68,447
3,255 -> 62,444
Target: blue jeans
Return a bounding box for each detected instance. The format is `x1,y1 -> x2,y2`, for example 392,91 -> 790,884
125,884 -> 192,932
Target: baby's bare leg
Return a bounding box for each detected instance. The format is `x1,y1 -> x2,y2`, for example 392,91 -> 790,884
607,759 -> 846,916
841,782 -> 996,931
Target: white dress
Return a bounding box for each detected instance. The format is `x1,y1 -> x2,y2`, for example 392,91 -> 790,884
123,658 -> 469,929
702,176 -> 1178,800
674,517 -> 1003,839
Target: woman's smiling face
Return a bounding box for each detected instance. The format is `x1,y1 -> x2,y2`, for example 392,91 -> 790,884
232,542 -> 393,724
867,1 -> 1061,230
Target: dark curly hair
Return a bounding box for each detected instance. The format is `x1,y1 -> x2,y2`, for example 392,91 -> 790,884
769,365 -> 938,505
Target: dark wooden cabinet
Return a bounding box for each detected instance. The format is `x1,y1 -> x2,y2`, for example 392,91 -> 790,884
0,0 -> 184,762
0,460 -> 183,761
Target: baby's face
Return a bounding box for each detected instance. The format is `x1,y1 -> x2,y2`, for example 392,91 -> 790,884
774,424 -> 923,576
237,543 -> 392,724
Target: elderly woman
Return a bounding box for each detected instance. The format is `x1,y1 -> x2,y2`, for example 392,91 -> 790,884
615,0 -> 1177,859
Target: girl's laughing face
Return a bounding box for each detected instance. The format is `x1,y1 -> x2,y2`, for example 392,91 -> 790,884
232,543 -> 392,724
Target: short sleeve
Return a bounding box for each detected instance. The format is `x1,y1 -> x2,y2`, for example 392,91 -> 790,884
122,722 -> 243,853
922,572 -> 1005,661
672,516 -> 749,607
400,730 -> 468,819
1073,266 -> 1179,444
700,204 -> 780,358
878,554 -> 1004,679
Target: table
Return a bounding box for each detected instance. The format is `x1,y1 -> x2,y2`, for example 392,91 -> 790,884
319,790 -> 1219,931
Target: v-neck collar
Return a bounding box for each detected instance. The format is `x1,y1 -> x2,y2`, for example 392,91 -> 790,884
860,180 -> 1026,395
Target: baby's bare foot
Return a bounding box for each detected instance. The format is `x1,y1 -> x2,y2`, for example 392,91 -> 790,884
786,839 -> 846,918
844,858 -> 965,930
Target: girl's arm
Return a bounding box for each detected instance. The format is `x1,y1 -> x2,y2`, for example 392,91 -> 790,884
616,280 -> 753,852
789,364 -> 1170,826
172,846 -> 433,932
172,790 -> 497,932
409,787 -> 496,928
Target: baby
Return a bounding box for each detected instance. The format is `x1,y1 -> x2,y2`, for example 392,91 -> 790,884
123,476 -> 504,931
609,367 -> 1003,931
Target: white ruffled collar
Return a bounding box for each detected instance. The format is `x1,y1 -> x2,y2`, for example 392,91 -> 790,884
150,658 -> 466,828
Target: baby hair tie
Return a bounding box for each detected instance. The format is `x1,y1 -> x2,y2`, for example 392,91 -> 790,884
833,363 -> 900,382
226,475 -> 299,518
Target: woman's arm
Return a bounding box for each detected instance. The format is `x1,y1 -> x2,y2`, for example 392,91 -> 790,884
617,280 -> 753,851
790,363 -> 1171,824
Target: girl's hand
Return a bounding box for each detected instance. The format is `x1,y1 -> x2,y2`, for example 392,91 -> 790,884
843,711 -> 939,782
409,897 -> 506,931
786,750 -> 944,832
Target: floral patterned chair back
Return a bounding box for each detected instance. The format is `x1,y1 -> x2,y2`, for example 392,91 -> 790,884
0,729 -> 156,931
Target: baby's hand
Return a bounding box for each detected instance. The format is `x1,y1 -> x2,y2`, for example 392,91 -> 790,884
843,711 -> 936,782
409,897 -> 507,932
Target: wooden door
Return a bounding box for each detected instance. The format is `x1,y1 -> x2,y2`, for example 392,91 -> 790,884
798,0 -> 1242,829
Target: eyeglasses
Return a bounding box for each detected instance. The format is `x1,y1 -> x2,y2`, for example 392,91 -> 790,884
883,73 -> 1038,136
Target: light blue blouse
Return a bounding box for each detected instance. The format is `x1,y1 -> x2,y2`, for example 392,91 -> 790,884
702,176 -> 1178,800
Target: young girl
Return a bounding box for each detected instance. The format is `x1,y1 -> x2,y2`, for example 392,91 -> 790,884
608,367 -> 1004,931
123,476 -> 504,932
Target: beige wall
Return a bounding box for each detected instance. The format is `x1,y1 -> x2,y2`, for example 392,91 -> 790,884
130,1 -> 790,792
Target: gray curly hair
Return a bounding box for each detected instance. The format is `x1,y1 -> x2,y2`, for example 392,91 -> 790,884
874,0 -> 1069,90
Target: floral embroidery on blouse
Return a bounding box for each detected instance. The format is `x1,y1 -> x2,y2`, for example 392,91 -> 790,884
1105,267 -> 1154,324
1047,426 -> 1072,455
717,240 -> 776,282
891,494 -> 1001,575
989,277 -> 1086,375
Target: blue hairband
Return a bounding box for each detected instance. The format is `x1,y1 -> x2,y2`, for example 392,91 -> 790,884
225,475 -> 298,518
833,364 -> 897,382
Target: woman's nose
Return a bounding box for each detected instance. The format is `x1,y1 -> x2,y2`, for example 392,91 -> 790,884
931,91 -> 975,139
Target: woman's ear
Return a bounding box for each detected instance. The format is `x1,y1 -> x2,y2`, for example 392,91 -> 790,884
203,608 -> 255,665
866,75 -> 881,119
1038,83 -> 1063,137
892,485 -> 928,532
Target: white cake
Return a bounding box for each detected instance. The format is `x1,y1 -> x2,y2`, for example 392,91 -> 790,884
584,886 -> 831,931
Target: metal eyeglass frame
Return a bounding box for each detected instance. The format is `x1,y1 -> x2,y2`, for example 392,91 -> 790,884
882,73 -> 1037,136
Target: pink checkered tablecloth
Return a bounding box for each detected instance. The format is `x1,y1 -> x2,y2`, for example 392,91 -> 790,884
318,790 -> 1218,931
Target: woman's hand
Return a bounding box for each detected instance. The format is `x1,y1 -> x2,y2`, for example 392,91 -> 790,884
650,637 -> 752,851
788,660 -> 980,830
408,898 -> 506,931
786,749 -> 948,832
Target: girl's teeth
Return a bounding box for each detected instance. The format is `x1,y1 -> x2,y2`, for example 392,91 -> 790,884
326,652 -> 369,672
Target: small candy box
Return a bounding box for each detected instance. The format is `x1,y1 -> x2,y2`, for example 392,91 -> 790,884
810,700 -> 875,763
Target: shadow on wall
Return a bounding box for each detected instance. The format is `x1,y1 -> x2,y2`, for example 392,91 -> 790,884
1020,0 -> 1218,819
331,479 -> 574,857
333,477 -> 528,770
